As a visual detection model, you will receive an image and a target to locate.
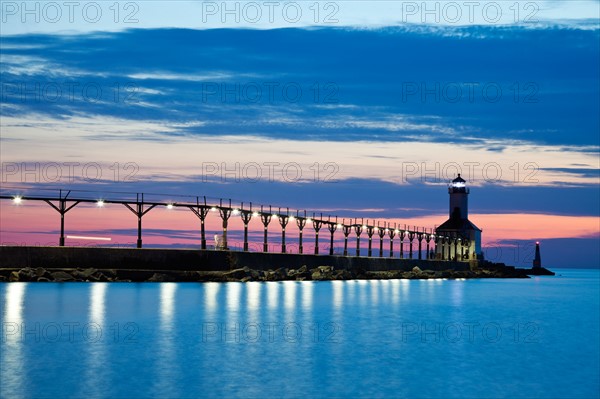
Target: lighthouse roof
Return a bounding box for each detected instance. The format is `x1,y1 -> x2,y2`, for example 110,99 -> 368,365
436,217 -> 481,232
452,174 -> 466,183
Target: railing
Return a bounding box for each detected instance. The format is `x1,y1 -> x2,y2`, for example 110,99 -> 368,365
0,187 -> 472,261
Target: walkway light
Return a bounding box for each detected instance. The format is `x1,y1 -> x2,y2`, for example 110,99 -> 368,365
13,196 -> 22,204
289,216 -> 295,221
337,224 -> 342,228
252,211 -> 259,217
394,229 -> 399,233
306,218 -> 312,223
362,225 -> 367,229
166,203 -> 174,210
96,200 -> 104,207
210,207 -> 217,212
272,214 -> 278,219
232,209 -> 240,215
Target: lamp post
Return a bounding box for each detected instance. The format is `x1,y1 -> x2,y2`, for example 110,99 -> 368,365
313,216 -> 323,255
366,224 -> 375,257
378,225 -> 386,257
327,220 -> 337,255
388,226 -> 397,258
188,196 -> 210,250
399,230 -> 406,258
408,231 -> 415,259
354,222 -> 363,256
43,189 -> 81,247
279,211 -> 290,253
342,223 -> 352,256
123,193 -> 156,249
260,206 -> 272,253
296,213 -> 307,254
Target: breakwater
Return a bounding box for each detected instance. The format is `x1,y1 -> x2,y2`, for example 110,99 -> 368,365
0,246 -> 469,272
0,246 -> 553,282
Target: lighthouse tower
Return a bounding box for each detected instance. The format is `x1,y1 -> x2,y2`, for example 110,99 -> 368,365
436,174 -> 482,262
533,242 -> 542,268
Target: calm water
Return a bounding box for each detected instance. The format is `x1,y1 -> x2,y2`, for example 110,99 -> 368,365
1,269 -> 599,399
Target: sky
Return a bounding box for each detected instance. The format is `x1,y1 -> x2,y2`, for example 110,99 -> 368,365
1,1 -> 599,268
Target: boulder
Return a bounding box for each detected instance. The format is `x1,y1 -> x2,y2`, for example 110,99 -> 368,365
51,271 -> 75,282
412,266 -> 422,274
264,270 -> 278,281
334,269 -> 353,280
274,267 -> 289,280
80,268 -> 98,278
147,273 -> 169,282
311,266 -> 334,281
318,265 -> 333,273
223,267 -> 251,280
311,271 -> 324,280
35,267 -> 47,277
18,267 -> 37,281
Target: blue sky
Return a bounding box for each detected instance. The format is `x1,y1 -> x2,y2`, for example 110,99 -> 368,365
1,1 -> 599,267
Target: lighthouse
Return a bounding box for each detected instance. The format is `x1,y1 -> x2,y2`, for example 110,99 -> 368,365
533,242 -> 542,268
436,174 -> 482,262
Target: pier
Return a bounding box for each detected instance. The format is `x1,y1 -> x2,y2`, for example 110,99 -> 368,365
0,188 -> 475,263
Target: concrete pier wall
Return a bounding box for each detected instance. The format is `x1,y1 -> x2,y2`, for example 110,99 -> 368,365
0,246 -> 470,272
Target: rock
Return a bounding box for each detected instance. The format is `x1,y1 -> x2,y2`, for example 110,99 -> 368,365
147,273 -> 170,282
390,270 -> 404,278
274,267 -> 289,280
37,277 -> 50,282
311,271 -> 324,280
223,267 -> 251,280
95,272 -> 111,282
35,267 -> 46,277
292,265 -> 312,280
18,267 -> 37,281
334,269 -> 353,280
318,265 -> 333,273
240,276 -> 252,283
9,271 -> 20,282
51,271 -> 75,282
412,266 -> 422,274
312,266 -> 335,281
264,270 -> 279,281
80,268 -> 98,278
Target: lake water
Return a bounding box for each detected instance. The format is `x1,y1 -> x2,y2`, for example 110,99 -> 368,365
1,269 -> 599,399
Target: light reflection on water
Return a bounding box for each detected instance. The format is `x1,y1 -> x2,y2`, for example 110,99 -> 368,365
2,283 -> 26,398
84,283 -> 107,398
0,270 -> 598,399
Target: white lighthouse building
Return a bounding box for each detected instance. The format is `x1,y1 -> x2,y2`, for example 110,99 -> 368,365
436,174 -> 482,262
